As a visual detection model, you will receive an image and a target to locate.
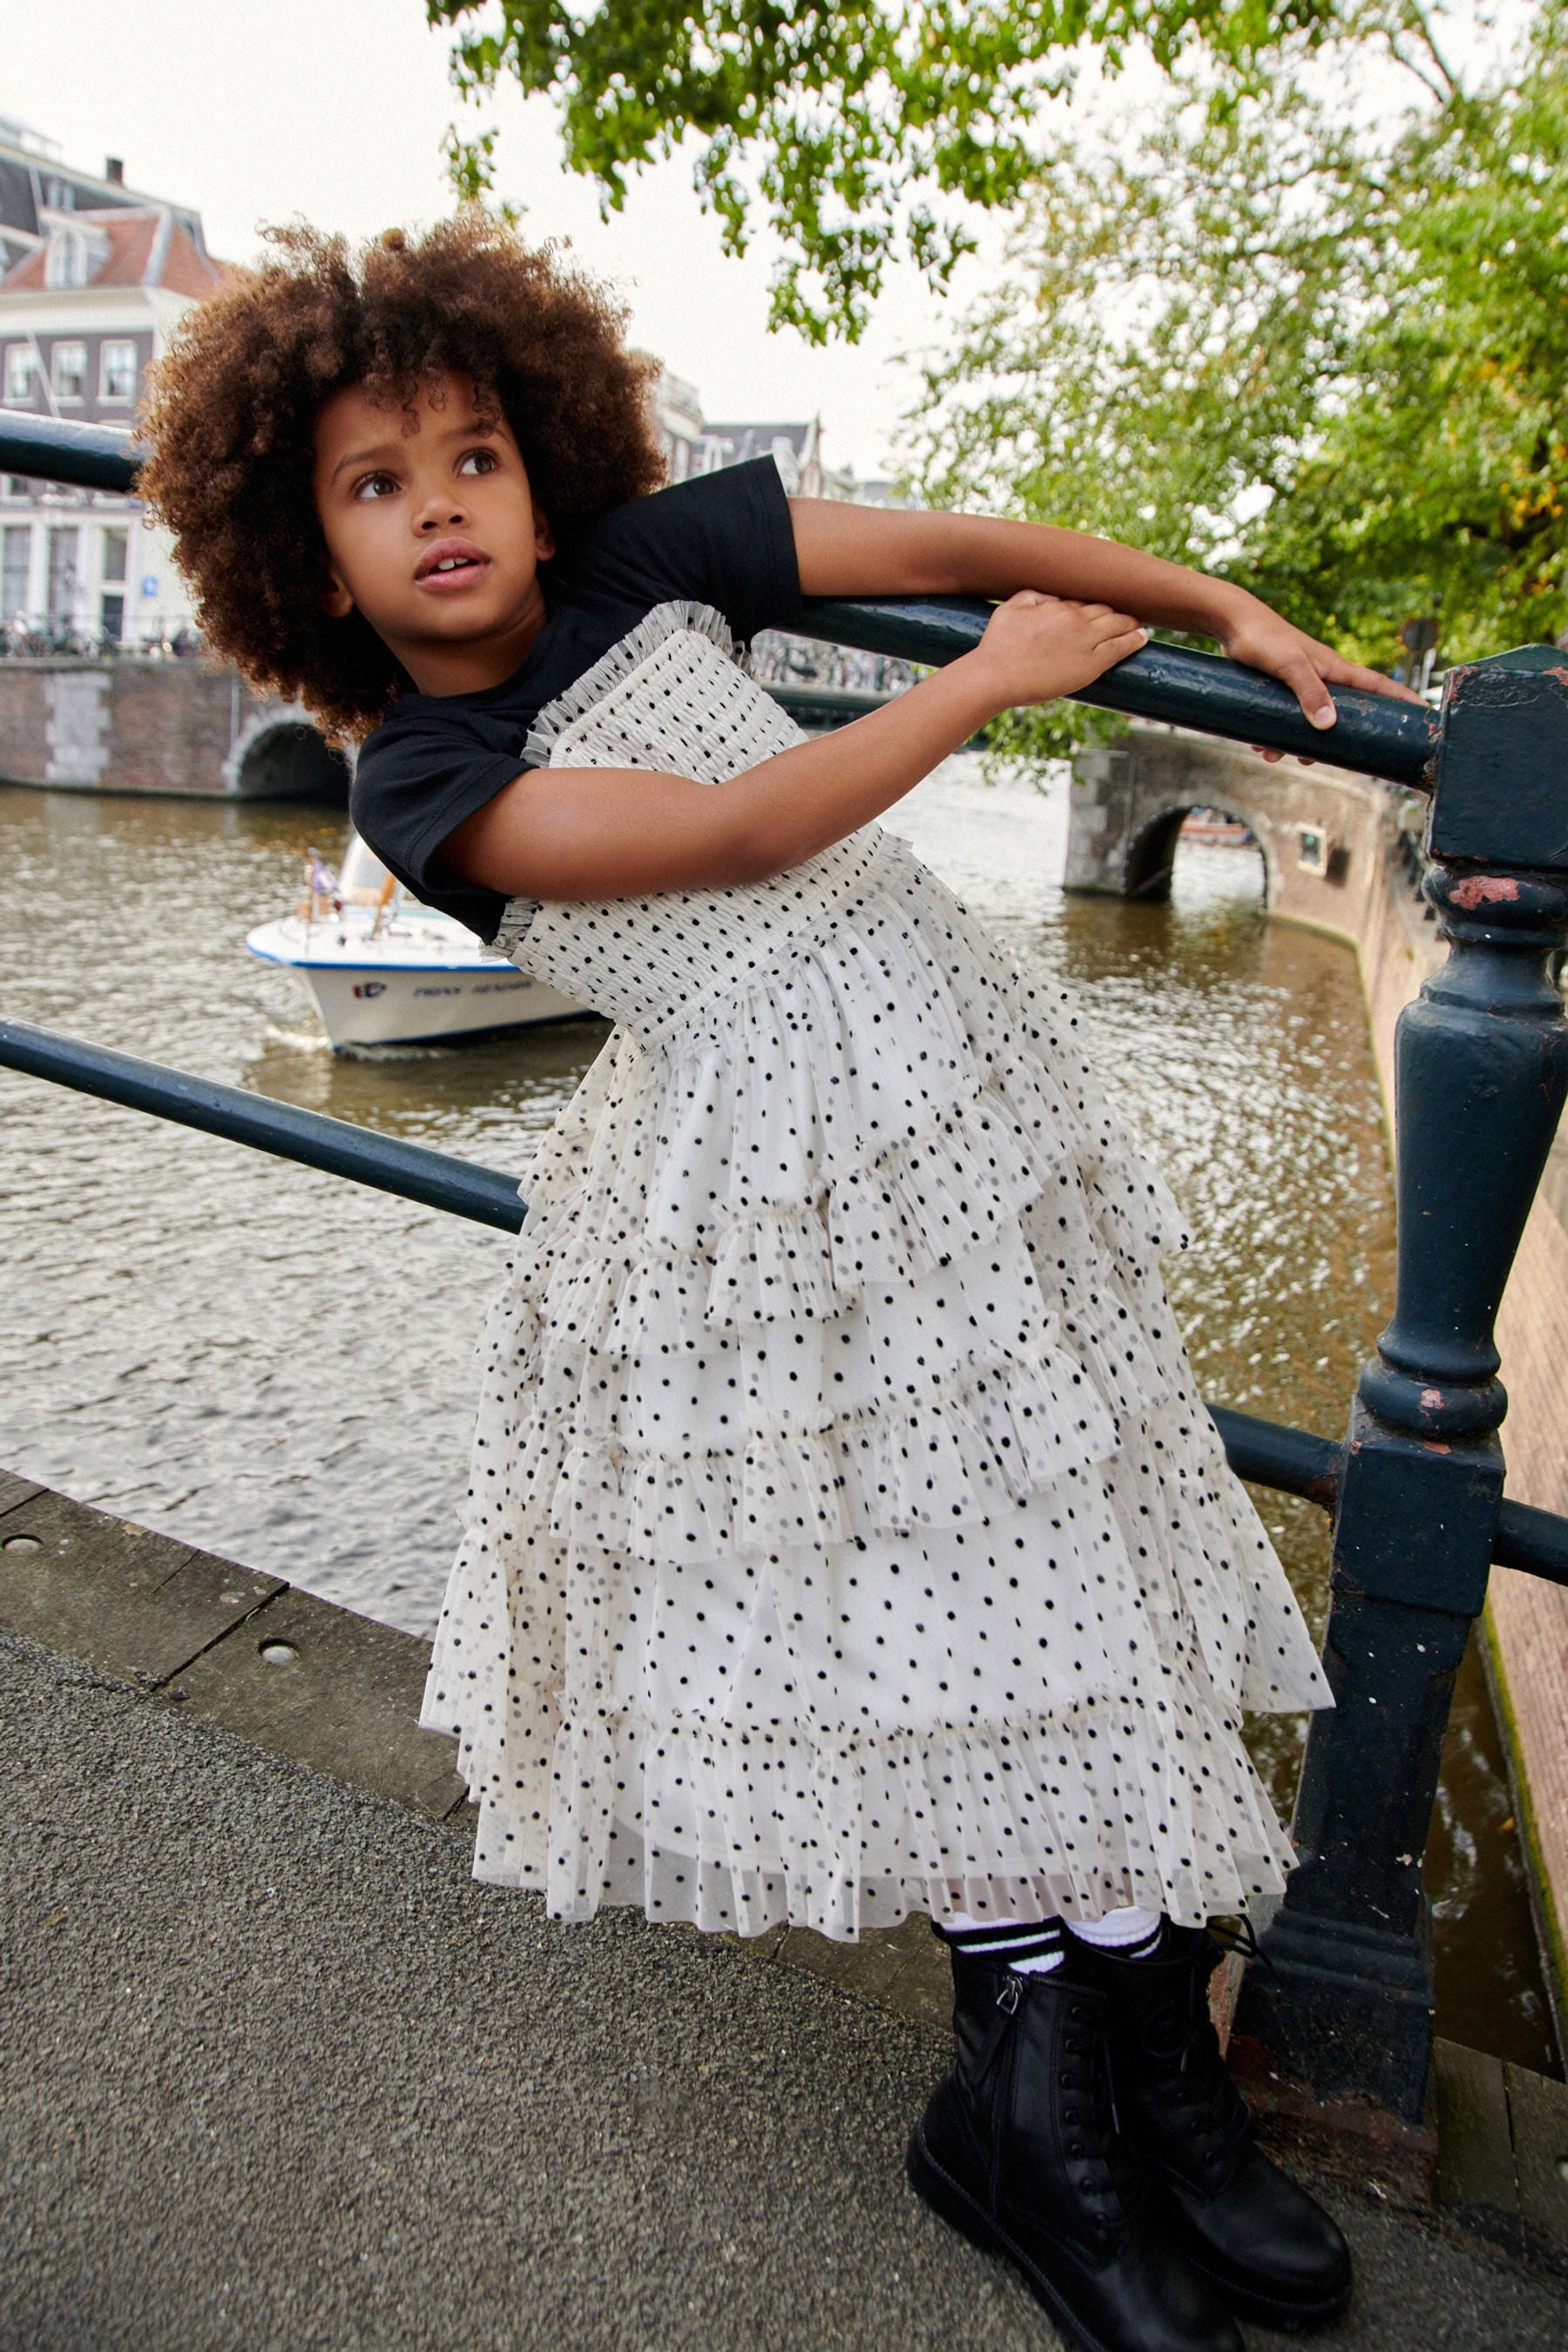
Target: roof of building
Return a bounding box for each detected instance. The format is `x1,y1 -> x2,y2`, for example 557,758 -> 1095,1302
0,206 -> 226,301
701,422 -> 817,460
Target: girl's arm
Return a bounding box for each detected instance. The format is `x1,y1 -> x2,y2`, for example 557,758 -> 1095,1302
443,592 -> 1140,902
787,498 -> 1419,732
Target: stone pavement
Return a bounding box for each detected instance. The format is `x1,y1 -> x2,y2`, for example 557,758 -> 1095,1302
2,1475 -> 1567,2349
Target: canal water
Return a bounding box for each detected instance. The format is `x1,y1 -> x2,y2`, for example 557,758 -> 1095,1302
0,761 -> 1555,2072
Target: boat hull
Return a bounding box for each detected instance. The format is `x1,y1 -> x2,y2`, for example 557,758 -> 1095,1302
296,962 -> 585,1048
247,917 -> 588,1050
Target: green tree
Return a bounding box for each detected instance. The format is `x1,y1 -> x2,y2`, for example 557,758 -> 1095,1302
904,1 -> 1568,691
1251,15 -> 1568,659
425,0 -> 1345,339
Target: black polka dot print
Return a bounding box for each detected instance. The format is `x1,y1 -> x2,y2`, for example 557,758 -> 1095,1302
418,606 -> 1330,1944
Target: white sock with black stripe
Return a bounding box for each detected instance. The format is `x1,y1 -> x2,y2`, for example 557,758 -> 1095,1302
1064,1904 -> 1165,1957
938,1914 -> 1068,1976
938,1904 -> 1168,1977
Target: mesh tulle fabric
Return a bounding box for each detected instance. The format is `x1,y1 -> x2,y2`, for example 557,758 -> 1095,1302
422,606 -> 1330,1940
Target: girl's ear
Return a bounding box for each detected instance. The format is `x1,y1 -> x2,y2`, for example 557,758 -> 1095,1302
534,508 -> 556,564
321,564 -> 355,620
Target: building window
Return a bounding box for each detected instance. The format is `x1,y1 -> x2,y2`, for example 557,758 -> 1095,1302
47,230 -> 86,289
44,221 -> 108,292
99,591 -> 125,644
47,525 -> 78,623
2,524 -> 31,622
3,345 -> 37,405
101,526 -> 129,585
100,341 -> 138,402
52,342 -> 88,402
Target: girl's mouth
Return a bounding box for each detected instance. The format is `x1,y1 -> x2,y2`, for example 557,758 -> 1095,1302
415,541 -> 491,591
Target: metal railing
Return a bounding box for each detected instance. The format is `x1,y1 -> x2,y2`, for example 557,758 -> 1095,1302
0,618 -> 205,662
3,405 -> 1565,2126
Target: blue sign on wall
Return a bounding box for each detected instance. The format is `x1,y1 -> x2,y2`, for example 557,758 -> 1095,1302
140,575 -> 159,598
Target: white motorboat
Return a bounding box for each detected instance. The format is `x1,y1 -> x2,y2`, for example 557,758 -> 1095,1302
246,834 -> 585,1050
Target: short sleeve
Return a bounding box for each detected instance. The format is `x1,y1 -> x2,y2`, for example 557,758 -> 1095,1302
350,726 -> 518,941
565,457 -> 803,645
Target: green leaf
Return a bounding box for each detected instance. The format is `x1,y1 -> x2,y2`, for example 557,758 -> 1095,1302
423,0 -> 1346,340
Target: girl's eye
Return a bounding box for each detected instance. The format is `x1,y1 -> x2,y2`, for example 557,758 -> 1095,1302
353,471 -> 398,501
458,447 -> 500,476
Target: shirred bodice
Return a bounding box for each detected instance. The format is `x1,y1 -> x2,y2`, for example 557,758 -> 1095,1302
496,602 -> 891,1044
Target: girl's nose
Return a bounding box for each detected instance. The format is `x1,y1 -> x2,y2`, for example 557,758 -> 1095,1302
416,494 -> 467,531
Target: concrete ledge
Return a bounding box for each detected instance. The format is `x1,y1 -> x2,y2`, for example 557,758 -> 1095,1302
0,1478 -> 284,1687
0,1474 -> 462,1819
164,1582 -> 469,1821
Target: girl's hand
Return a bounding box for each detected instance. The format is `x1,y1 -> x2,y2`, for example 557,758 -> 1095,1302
1217,598 -> 1427,764
969,590 -> 1148,710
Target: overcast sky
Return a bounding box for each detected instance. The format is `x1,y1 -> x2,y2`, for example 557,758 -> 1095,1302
3,0 -> 988,480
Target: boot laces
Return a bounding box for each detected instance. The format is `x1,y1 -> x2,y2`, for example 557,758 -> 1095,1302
1206,1913 -> 1274,1977
1141,1935 -> 1252,2174
1062,2005 -> 1138,2234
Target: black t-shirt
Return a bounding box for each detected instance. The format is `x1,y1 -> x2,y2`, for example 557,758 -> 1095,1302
350,457 -> 804,941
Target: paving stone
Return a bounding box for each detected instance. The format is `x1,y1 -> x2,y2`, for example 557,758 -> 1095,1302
776,1920 -> 919,2004
1507,2059 -> 1568,2254
0,1470 -> 43,1517
882,1930 -> 954,2033
1435,2038 -> 1517,2221
165,1580 -> 466,1821
768,1917 -> 953,2032
0,1483 -> 280,1686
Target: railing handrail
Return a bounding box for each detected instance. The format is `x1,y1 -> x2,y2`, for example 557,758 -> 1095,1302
801,599 -> 1438,787
0,406 -> 1439,787
1,408 -> 141,493
0,1017 -> 525,1233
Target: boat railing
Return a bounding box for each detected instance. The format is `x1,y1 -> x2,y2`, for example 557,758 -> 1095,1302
3,403 -> 1566,2130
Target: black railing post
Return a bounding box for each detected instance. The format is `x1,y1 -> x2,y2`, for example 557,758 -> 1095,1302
1236,647 -> 1568,2121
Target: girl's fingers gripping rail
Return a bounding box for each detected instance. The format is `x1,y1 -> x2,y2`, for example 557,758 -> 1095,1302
974,590 -> 1150,710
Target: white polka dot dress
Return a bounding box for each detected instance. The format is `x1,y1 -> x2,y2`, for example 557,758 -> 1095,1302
421,603 -> 1330,1942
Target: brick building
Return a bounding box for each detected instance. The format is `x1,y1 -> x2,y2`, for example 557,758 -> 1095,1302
0,117 -> 224,650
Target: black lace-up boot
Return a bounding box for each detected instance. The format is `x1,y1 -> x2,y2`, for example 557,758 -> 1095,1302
1077,1923 -> 1352,2331
908,1940 -> 1241,2352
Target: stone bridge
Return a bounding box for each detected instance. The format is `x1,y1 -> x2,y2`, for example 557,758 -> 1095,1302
0,658 -> 896,808
0,656 -> 349,801
1066,723 -> 1420,932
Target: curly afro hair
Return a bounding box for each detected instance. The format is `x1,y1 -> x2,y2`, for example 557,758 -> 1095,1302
139,213 -> 665,738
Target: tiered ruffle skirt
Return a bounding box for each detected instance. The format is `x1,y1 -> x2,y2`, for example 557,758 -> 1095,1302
422,834 -> 1328,1939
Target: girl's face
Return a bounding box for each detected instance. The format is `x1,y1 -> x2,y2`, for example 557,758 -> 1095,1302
312,369 -> 555,696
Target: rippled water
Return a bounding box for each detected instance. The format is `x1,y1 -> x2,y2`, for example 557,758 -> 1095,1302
0,763 -> 1554,2069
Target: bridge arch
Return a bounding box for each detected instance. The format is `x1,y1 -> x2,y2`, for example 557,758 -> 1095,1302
1065,732 -> 1374,936
1124,796 -> 1274,904
226,710 -> 351,803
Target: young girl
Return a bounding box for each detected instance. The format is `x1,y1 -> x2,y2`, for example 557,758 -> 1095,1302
144,216 -> 1411,2352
